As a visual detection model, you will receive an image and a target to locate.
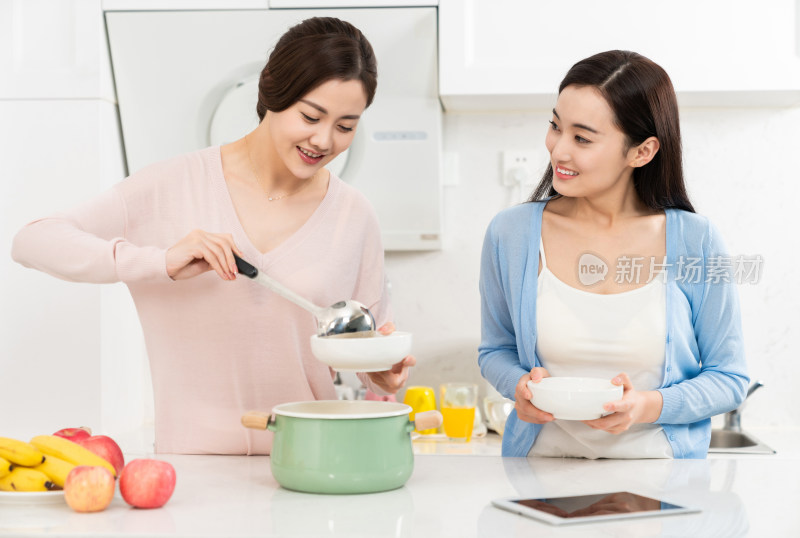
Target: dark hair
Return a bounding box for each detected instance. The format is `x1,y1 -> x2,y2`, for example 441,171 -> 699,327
529,50 -> 694,212
256,17 -> 378,121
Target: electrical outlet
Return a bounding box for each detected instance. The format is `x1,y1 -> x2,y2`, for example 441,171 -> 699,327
502,151 -> 538,186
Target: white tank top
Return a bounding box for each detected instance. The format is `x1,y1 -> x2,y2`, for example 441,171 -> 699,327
530,240 -> 673,459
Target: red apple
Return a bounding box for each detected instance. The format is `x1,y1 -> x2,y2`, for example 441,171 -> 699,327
53,427 -> 92,441
76,435 -> 125,476
119,459 -> 176,509
64,466 -> 115,513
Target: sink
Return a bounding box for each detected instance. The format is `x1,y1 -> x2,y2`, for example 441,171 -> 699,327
711,430 -> 756,448
709,429 -> 775,455
708,382 -> 775,455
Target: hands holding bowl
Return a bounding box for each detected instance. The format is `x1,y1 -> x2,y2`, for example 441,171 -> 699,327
364,322 -> 416,394
515,369 -> 663,434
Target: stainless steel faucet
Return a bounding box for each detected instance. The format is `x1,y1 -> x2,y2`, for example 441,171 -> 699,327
723,380 -> 763,432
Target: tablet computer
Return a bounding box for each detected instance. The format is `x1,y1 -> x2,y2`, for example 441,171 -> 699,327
492,491 -> 699,526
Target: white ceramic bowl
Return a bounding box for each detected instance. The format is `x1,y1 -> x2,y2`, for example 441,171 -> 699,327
527,377 -> 623,420
310,331 -> 412,372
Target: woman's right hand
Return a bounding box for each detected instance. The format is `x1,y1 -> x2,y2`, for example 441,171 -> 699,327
166,230 -> 242,281
514,367 -> 555,424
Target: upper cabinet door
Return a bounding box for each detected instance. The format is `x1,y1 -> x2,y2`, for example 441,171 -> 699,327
439,0 -> 800,111
0,0 -> 114,100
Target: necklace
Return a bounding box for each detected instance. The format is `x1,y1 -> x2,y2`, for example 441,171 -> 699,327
245,134 -> 314,202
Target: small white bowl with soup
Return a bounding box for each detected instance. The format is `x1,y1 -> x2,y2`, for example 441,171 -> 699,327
310,331 -> 412,372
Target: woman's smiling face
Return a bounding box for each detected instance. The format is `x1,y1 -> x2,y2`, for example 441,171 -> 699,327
268,78 -> 367,180
545,85 -> 641,199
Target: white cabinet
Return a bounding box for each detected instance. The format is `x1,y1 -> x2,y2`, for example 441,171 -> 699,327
439,0 -> 800,111
0,1 -> 148,449
0,0 -> 114,101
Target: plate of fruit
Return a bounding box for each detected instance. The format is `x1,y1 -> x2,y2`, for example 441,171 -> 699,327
0,427 -> 175,511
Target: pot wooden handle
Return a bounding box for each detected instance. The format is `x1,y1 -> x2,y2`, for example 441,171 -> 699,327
413,410 -> 443,432
241,411 -> 271,430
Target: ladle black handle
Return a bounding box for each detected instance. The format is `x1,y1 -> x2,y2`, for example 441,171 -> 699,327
234,254 -> 259,279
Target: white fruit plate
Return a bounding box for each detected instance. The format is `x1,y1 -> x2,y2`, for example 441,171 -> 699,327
310,331 -> 412,372
0,490 -> 65,504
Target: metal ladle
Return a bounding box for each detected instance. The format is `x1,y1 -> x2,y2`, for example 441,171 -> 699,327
234,254 -> 376,337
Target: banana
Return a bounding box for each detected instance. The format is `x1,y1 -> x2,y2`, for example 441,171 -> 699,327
0,437 -> 45,467
34,455 -> 76,488
29,435 -> 116,477
0,467 -> 53,492
0,456 -> 11,479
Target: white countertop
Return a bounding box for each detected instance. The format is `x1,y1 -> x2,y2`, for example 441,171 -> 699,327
1,429 -> 798,537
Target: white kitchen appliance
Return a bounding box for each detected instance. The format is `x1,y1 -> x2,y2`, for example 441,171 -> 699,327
104,6 -> 441,250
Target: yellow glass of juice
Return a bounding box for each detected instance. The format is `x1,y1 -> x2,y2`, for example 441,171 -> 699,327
440,383 -> 478,441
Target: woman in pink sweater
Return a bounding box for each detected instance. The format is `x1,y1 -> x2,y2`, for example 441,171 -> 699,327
11,17 -> 414,454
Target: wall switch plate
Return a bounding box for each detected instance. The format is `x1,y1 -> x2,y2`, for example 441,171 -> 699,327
502,150 -> 538,186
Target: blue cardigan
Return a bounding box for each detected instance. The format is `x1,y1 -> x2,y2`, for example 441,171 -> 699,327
478,201 -> 749,458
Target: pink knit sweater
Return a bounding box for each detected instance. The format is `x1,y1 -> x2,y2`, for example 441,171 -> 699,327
12,147 -> 392,454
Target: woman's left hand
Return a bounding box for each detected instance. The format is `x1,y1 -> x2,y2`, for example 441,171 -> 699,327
365,322 -> 416,394
583,373 -> 662,434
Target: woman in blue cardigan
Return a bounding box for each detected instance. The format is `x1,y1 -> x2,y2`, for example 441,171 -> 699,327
479,50 -> 749,459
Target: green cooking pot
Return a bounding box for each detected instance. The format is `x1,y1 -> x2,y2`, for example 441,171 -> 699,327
242,400 -> 441,494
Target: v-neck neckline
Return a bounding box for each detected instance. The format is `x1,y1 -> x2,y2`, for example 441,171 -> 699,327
209,145 -> 339,269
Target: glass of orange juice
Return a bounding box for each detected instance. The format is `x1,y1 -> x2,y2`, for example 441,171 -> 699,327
440,383 -> 478,442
